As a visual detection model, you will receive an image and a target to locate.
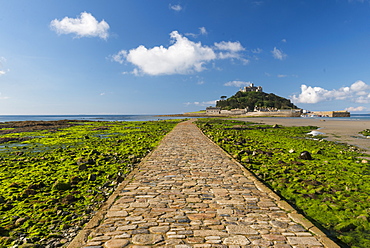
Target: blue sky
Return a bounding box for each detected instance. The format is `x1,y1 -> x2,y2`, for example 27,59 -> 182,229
1,0 -> 370,114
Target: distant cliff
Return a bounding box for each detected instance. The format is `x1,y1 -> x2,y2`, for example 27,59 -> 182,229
216,91 -> 298,110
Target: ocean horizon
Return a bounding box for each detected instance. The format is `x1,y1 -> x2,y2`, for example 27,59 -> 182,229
0,114 -> 184,123
0,113 -> 369,123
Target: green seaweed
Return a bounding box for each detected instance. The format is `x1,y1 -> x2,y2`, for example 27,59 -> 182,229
360,129 -> 370,137
0,119 -> 182,247
197,118 -> 370,248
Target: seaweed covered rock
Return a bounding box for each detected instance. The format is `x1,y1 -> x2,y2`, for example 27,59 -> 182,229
299,151 -> 312,160
52,181 -> 71,191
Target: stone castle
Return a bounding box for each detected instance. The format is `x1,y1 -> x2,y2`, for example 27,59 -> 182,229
240,83 -> 263,92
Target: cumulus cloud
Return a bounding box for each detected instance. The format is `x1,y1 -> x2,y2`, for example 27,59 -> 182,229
271,47 -> 287,60
214,41 -> 248,63
50,12 -> 109,39
119,31 -> 216,75
292,80 -> 370,104
345,106 -> 368,112
113,31 -> 247,76
169,4 -> 182,11
224,81 -> 251,87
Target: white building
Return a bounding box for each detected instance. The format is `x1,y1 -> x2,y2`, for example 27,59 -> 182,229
240,83 -> 263,93
206,107 -> 221,115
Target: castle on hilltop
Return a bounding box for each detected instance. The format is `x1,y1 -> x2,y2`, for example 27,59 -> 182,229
240,83 -> 263,92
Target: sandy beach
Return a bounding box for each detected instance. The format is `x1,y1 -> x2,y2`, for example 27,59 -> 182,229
236,117 -> 370,154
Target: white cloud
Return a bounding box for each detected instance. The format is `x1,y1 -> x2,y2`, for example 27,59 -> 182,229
272,47 -> 287,60
111,50 -> 127,64
119,31 -> 216,75
224,81 -> 251,87
252,48 -> 263,54
345,106 -> 368,112
185,100 -> 217,106
277,74 -> 287,78
169,4 -> 182,11
113,31 -> 247,76
281,39 -> 287,43
214,41 -> 248,63
50,12 -> 109,39
0,57 -> 7,76
292,85 -> 329,103
0,93 -> 9,100
186,27 -> 208,38
199,27 -> 208,35
350,80 -> 369,92
214,41 -> 245,52
292,80 -> 370,104
0,56 -> 6,64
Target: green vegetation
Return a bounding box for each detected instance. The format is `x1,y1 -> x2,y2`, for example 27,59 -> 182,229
360,129 -> 370,137
0,120 -> 181,247
197,119 -> 370,248
216,91 -> 298,110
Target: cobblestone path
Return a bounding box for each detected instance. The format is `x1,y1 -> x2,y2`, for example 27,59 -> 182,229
72,120 -> 338,248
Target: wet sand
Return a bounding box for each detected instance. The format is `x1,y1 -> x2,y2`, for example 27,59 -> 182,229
236,117 -> 370,154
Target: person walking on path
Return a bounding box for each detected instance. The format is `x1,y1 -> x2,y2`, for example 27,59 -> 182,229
70,120 -> 337,248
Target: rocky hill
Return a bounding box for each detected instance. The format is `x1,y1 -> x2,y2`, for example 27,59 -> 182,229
216,91 -> 298,110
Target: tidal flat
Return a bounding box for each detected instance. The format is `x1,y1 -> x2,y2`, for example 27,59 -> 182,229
0,119 -> 182,247
197,119 -> 370,248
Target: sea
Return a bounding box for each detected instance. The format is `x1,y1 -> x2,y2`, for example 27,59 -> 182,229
0,114 -> 369,123
0,115 -> 187,123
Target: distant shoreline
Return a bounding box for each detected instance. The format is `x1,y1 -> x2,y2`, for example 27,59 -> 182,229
159,114 -> 370,154
236,117 -> 370,154
156,112 -> 301,118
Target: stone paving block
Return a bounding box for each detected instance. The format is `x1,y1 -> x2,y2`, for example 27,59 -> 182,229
223,235 -> 251,245
193,230 -> 228,237
132,234 -> 164,245
287,237 -> 323,246
69,121 -> 332,248
116,225 -> 137,231
226,225 -> 259,235
103,239 -> 129,248
149,226 -> 170,233
106,210 -> 128,218
187,213 -> 216,220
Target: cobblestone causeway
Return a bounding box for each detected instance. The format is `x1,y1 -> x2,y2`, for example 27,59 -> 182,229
72,120 -> 338,248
